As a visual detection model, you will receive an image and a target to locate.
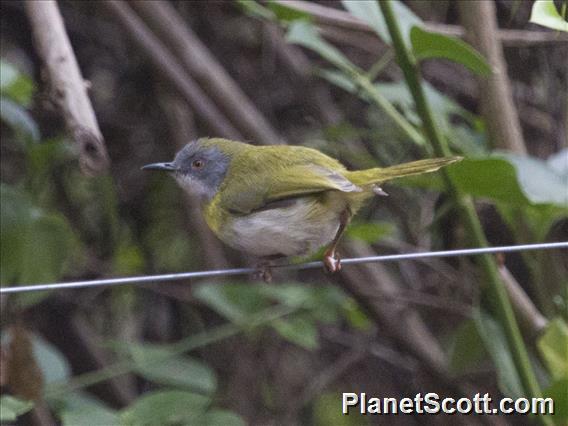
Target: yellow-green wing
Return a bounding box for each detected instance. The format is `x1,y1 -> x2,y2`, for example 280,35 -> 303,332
220,163 -> 361,214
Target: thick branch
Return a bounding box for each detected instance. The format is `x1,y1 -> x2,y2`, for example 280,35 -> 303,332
458,1 -> 527,154
25,0 -> 110,176
101,1 -> 242,140
130,1 -> 283,145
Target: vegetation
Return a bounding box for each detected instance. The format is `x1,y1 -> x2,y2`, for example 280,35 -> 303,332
1,1 -> 566,425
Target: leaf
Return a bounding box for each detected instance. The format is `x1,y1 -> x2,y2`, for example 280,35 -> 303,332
129,344 -> 217,394
404,156 -> 568,208
0,98 -> 40,144
346,221 -> 394,244
543,378 -> 568,422
31,333 -> 71,384
272,315 -> 318,350
530,0 -> 568,32
59,393 -> 119,426
0,60 -> 35,106
0,396 -> 34,421
120,390 -> 210,426
537,318 -> 568,381
341,0 -> 422,46
267,1 -> 312,22
410,27 -> 492,76
194,283 -> 270,324
474,310 -> 524,398
0,184 -> 78,288
448,318 -> 489,374
500,153 -> 568,206
286,20 -> 356,73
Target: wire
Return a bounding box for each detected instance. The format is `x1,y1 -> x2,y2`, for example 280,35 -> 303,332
1,242 -> 566,294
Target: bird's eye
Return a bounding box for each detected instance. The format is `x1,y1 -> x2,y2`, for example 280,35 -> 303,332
192,159 -> 205,169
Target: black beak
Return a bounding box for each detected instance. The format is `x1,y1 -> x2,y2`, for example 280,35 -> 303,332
142,162 -> 177,172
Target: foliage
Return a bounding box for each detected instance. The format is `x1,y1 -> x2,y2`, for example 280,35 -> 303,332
530,0 -> 568,32
1,0 -> 566,424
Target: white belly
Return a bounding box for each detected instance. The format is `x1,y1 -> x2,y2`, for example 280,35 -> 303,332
223,198 -> 342,257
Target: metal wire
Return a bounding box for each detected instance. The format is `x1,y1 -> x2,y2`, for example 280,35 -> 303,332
1,242 -> 566,294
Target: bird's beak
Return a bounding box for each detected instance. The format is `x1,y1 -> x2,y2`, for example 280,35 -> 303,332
141,162 -> 177,172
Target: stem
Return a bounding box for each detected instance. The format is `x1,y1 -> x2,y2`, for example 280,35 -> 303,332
378,0 -> 547,419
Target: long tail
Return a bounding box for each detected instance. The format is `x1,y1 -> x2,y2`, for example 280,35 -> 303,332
346,156 -> 462,186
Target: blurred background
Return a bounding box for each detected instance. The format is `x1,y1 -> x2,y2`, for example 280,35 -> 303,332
1,1 -> 567,425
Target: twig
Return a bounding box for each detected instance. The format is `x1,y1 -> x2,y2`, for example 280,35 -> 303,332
458,1 -> 527,154
101,1 -> 242,140
498,266 -> 548,341
25,0 -> 110,176
130,1 -> 283,145
275,0 -> 568,46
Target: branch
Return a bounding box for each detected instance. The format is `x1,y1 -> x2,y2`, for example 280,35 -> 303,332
101,1 -> 242,140
25,0 -> 110,176
458,1 -> 527,154
130,1 -> 283,145
276,0 -> 568,46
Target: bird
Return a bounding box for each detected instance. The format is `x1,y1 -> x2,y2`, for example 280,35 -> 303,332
143,138 -> 461,280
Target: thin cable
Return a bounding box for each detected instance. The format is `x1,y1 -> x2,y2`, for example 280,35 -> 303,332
1,242 -> 566,294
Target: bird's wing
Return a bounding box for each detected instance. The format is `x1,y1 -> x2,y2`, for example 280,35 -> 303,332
221,164 -> 361,214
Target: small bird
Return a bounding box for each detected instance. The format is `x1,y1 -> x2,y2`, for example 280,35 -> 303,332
143,138 -> 461,278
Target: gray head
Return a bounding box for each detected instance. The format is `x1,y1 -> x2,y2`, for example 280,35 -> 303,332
142,140 -> 230,200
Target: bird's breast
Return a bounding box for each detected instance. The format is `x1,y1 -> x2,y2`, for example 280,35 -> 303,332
218,196 -> 343,258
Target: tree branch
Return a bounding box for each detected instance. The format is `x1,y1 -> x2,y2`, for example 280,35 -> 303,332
130,1 -> 283,145
101,1 -> 242,140
458,1 -> 527,154
25,0 -> 110,176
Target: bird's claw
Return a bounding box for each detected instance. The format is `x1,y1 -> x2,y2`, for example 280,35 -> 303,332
324,252 -> 342,273
254,263 -> 273,283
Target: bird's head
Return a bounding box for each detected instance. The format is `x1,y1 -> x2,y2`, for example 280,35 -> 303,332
142,138 -> 237,200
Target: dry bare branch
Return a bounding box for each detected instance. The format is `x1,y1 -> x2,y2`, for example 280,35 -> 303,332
101,1 -> 242,140
25,0 -> 110,176
458,1 -> 527,154
130,1 -> 283,145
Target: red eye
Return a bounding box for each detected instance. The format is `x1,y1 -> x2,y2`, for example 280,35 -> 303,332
192,159 -> 204,169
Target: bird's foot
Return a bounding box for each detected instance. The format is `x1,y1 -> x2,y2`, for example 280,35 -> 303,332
254,262 -> 273,283
323,251 -> 342,273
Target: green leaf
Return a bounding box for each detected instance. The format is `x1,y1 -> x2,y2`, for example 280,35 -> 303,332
544,378 -> 568,422
404,156 -> 568,208
32,333 -> 71,384
474,310 -> 524,398
0,98 -> 40,143
120,390 -> 210,426
537,318 -> 568,380
0,396 -> 34,421
410,26 -> 491,76
448,318 -> 489,374
194,283 -> 270,324
530,0 -> 568,32
58,393 -> 119,426
346,221 -> 394,244
499,153 -> 568,206
129,344 -> 217,394
1,184 -> 78,288
341,0 -> 422,46
0,60 -> 35,106
272,314 -> 318,350
235,0 -> 275,21
286,20 -> 357,73
267,1 -> 312,22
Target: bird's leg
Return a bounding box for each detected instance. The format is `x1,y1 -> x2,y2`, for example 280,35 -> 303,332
323,209 -> 352,273
254,261 -> 273,283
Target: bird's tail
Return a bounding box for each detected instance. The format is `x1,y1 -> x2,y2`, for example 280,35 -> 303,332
346,156 -> 462,186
